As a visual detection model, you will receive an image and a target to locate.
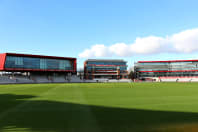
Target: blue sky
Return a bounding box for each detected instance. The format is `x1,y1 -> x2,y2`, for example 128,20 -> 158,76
1,0 -> 198,69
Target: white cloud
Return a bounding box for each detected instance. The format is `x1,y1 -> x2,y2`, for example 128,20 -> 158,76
109,43 -> 131,57
79,28 -> 198,58
171,28 -> 198,53
130,36 -> 168,54
78,44 -> 110,58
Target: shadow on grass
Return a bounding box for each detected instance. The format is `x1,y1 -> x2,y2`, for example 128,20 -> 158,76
0,94 -> 198,132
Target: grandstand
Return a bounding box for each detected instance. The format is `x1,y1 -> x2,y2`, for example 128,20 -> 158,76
0,53 -> 133,84
158,76 -> 198,82
0,53 -> 80,84
135,59 -> 198,82
3,53 -> 198,83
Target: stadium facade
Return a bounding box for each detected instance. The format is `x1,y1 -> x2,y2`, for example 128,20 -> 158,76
0,53 -> 76,72
135,59 -> 198,80
0,53 -> 78,83
84,59 -> 128,80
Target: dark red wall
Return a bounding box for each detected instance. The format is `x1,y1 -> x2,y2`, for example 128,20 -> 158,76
73,59 -> 77,72
0,53 -> 6,70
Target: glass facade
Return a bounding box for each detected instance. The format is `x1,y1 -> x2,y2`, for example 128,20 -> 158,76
135,61 -> 198,78
85,60 -> 128,79
86,61 -> 127,71
87,61 -> 126,65
5,56 -> 74,71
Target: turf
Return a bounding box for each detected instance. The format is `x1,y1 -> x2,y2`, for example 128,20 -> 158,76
1,83 -> 198,132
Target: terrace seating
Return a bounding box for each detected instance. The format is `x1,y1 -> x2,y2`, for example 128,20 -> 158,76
159,77 -> 198,82
177,78 -> 191,82
14,76 -> 34,83
160,78 -> 177,82
0,76 -> 16,84
70,75 -> 83,83
108,79 -> 132,83
189,78 -> 198,82
118,79 -> 132,83
84,80 -> 97,83
31,75 -> 51,83
53,76 -> 68,83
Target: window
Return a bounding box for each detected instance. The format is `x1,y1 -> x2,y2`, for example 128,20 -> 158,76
5,56 -> 73,71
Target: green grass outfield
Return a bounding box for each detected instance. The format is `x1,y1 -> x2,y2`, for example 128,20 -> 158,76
1,83 -> 198,132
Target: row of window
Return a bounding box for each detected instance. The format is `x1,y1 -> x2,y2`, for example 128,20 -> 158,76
140,75 -> 198,77
87,61 -> 126,65
5,56 -> 74,70
86,66 -> 127,71
137,65 -> 198,69
139,61 -> 198,66
139,72 -> 198,75
138,71 -> 198,77
137,67 -> 198,71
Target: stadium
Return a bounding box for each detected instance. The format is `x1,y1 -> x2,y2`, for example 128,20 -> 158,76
0,53 -> 81,83
2,52 -> 198,83
0,53 -> 131,84
1,53 -> 198,132
2,0 -> 198,131
135,59 -> 198,82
